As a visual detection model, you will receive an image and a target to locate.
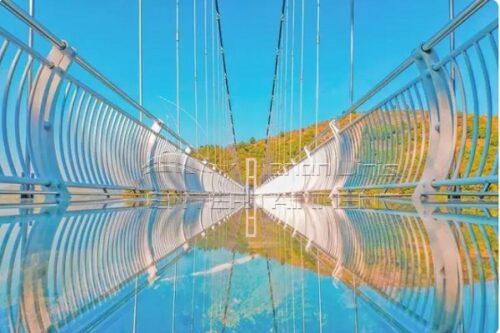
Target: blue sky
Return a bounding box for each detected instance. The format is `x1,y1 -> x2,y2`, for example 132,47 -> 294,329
0,0 -> 497,145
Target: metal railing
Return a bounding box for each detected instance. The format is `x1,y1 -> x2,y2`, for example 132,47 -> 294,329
259,197 -> 498,332
257,0 -> 498,201
0,200 -> 242,332
0,1 -> 244,202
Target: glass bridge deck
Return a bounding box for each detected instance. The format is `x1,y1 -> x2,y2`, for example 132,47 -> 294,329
0,197 -> 497,332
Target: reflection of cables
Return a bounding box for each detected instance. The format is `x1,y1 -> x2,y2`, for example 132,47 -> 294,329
132,277 -> 138,333
300,239 -> 306,332
171,262 -> 178,333
266,256 -> 279,333
290,229 -> 296,333
316,249 -> 323,333
191,243 -> 197,333
201,237 -> 208,333
221,251 -> 236,333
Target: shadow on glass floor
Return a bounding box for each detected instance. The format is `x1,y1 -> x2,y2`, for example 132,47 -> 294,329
0,197 -> 497,332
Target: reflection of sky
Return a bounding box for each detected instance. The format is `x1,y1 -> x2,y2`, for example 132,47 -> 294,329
84,247 -> 397,333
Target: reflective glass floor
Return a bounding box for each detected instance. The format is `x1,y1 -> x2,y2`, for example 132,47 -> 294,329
0,197 -> 497,332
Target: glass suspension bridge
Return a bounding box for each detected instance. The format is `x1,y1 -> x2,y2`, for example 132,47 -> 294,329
0,0 -> 497,332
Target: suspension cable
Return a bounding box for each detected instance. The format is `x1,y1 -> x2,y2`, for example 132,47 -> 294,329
176,0 -> 181,136
204,0 -> 209,152
349,0 -> 354,122
289,0 -> 296,159
214,0 -> 239,151
262,0 -> 287,180
194,0 -> 199,147
138,0 -> 143,120
298,0 -> 305,150
282,0 -> 290,166
211,0 -> 217,167
314,0 -> 321,142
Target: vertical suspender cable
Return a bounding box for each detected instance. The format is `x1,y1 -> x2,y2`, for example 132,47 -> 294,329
176,0 -> 181,136
211,0 -> 217,167
138,0 -> 143,120
215,16 -> 221,167
25,0 -> 34,181
133,2 -> 142,327
204,0 -> 209,146
194,0 -> 199,147
282,1 -> 290,166
289,0 -> 296,159
298,0 -> 305,150
277,42 -> 285,165
348,0 -> 354,122
314,0 -> 320,142
449,0 -> 455,87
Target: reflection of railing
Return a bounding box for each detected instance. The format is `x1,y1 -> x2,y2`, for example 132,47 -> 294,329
0,200 -> 241,332
259,197 -> 498,332
0,1 -> 243,203
258,0 -> 498,201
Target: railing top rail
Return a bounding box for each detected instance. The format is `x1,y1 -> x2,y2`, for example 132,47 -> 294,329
0,0 -> 192,150
342,0 -> 490,117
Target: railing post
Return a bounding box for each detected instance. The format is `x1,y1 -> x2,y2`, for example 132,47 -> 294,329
30,44 -> 74,203
147,121 -> 162,193
328,120 -> 344,199
413,47 -> 456,201
416,204 -> 462,331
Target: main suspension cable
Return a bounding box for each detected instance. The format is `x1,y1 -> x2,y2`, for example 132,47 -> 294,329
214,0 -> 238,151
262,0 -> 287,180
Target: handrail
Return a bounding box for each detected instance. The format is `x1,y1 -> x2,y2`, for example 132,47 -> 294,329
257,2 -> 498,199
422,0 -> 490,51
343,0 -> 490,117
0,0 -> 192,149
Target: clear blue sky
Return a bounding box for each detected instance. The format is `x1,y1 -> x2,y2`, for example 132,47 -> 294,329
1,0 -> 497,145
